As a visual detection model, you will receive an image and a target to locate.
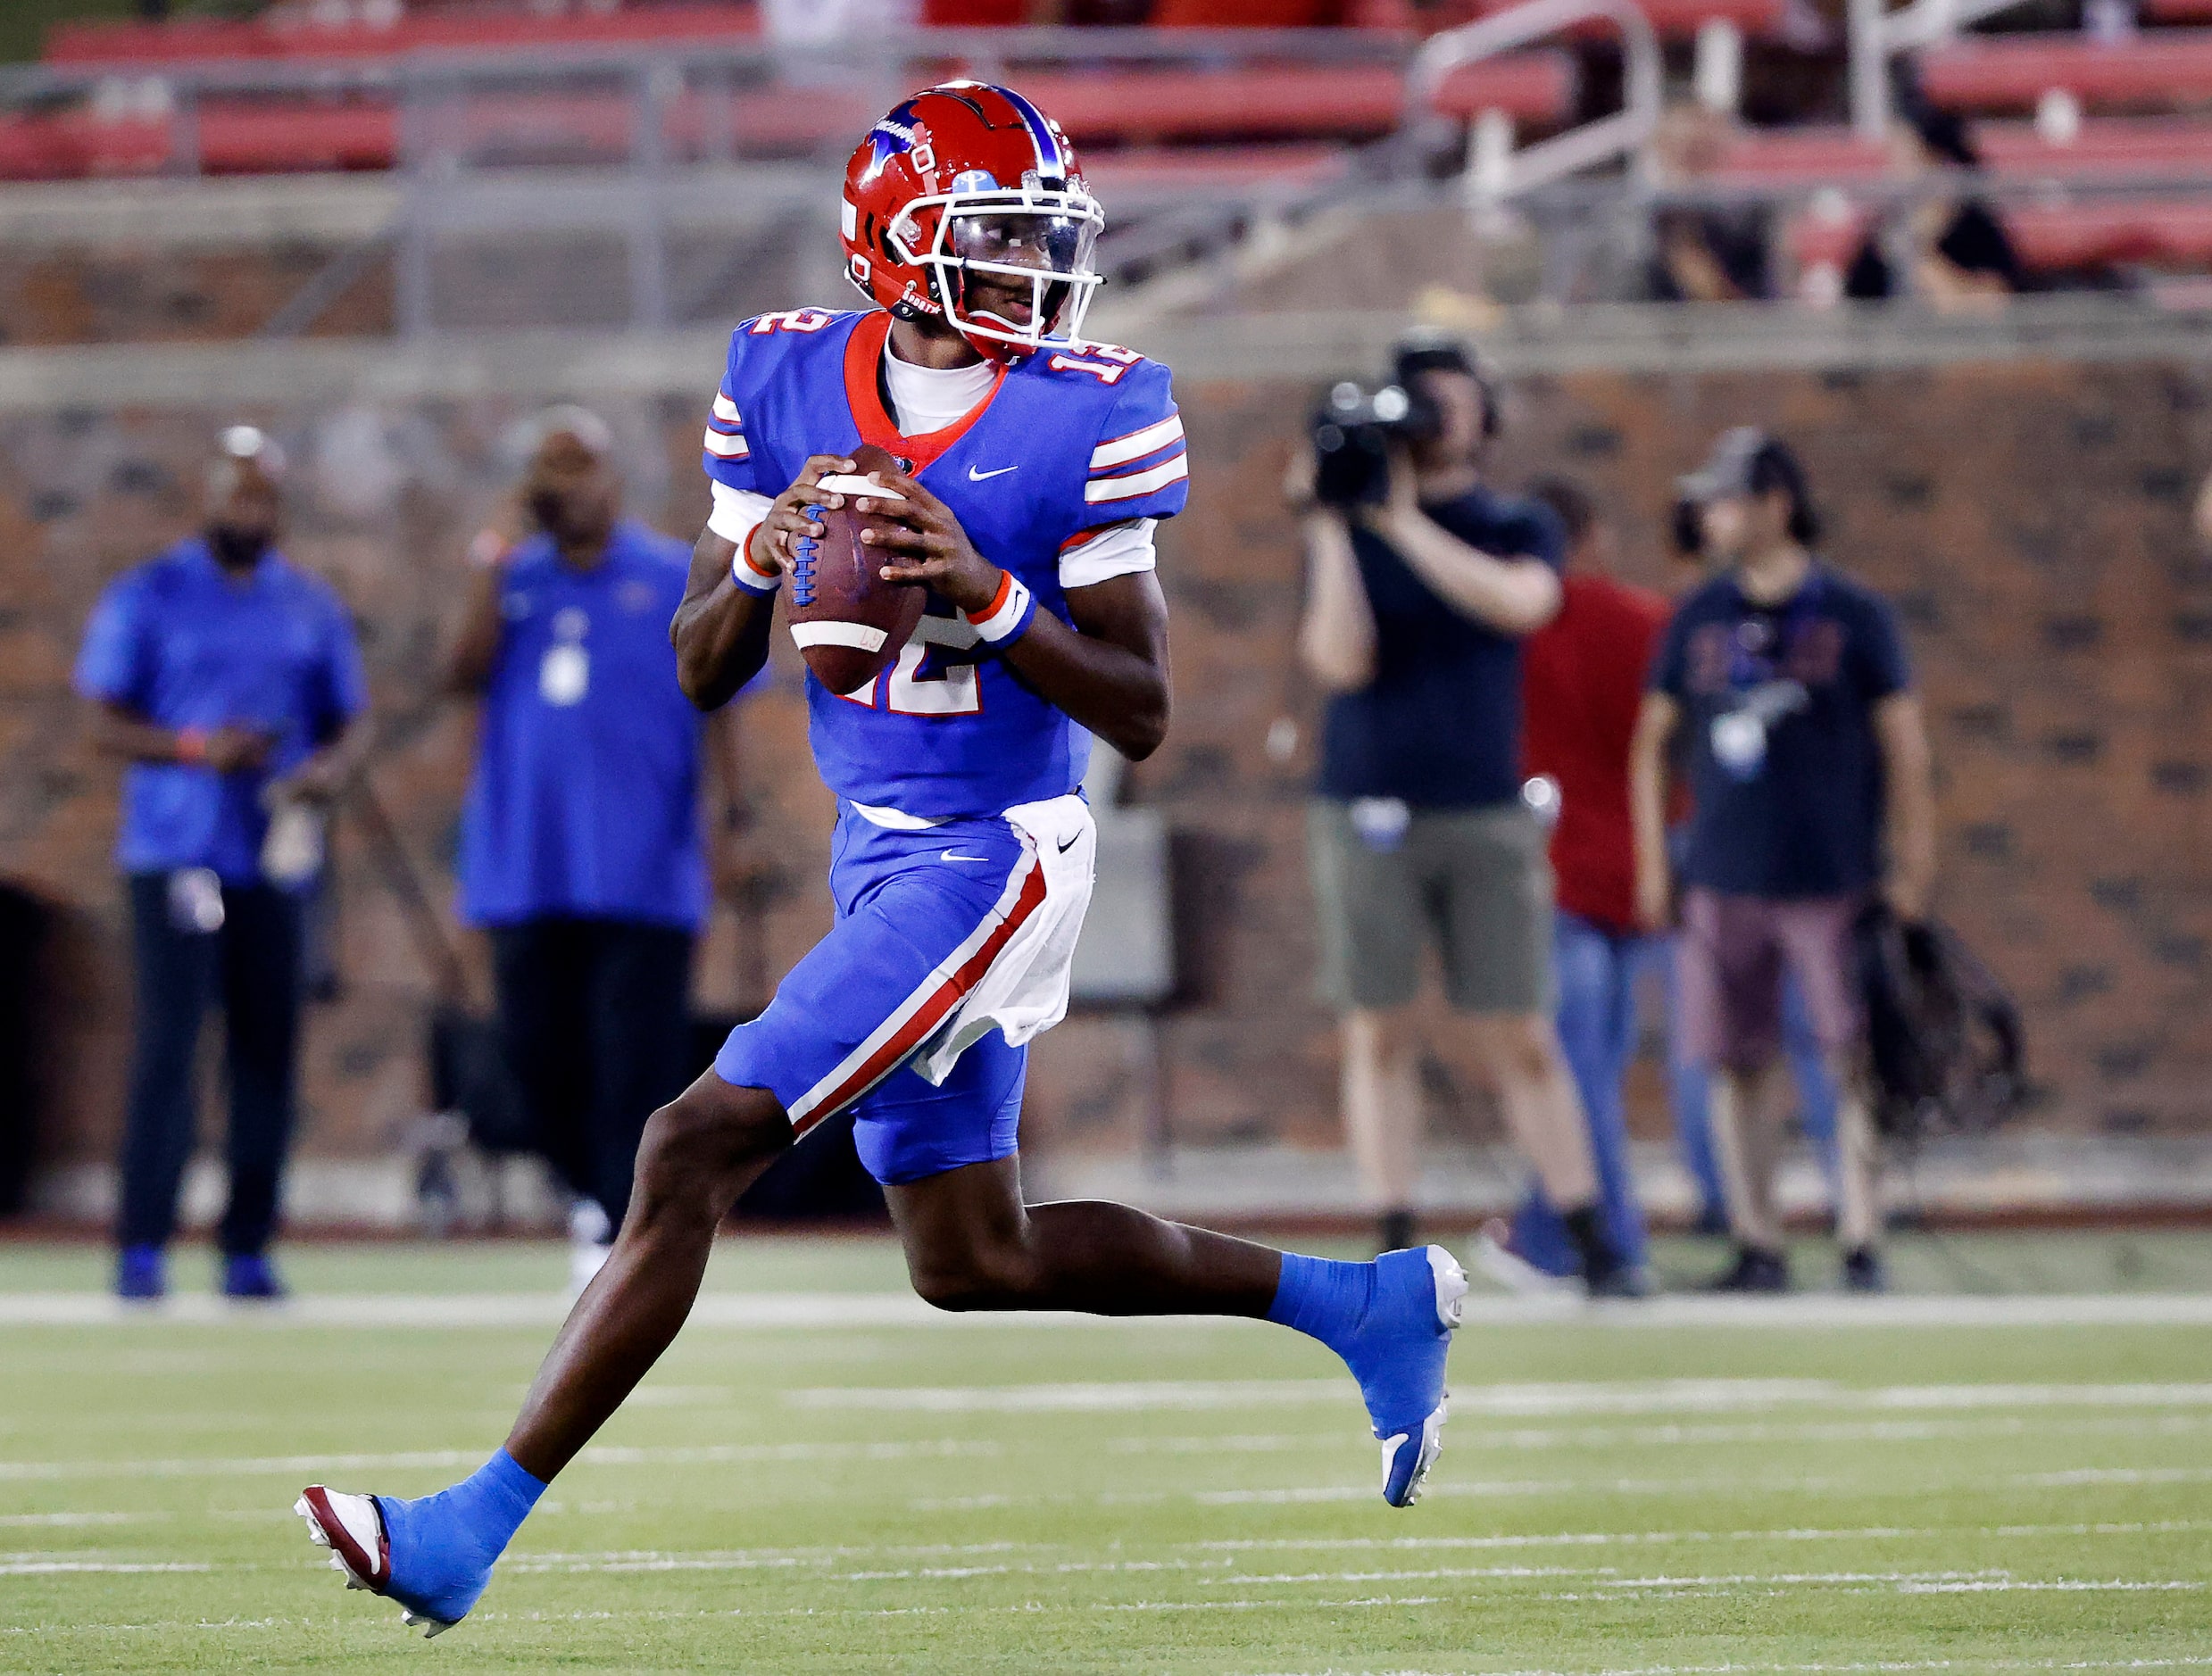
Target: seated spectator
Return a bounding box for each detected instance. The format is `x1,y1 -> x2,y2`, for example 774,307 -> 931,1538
1845,108 -> 2021,309
1647,104 -> 1774,304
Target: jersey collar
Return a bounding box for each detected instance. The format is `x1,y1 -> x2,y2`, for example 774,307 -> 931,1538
842,311 -> 1007,474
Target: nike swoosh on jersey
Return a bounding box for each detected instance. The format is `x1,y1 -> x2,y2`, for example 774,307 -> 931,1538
967,464 -> 1019,481
939,850 -> 991,863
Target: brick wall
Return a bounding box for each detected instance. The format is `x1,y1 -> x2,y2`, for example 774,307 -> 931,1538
4,352 -> 2208,1177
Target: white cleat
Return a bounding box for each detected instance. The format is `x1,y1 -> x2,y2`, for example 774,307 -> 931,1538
295,1486 -> 455,1639
1378,1402 -> 1451,1507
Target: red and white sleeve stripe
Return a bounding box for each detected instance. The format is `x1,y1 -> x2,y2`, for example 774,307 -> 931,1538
1085,413 -> 1186,505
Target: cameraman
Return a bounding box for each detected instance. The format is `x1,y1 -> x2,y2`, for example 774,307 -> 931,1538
1290,341 -> 1631,1293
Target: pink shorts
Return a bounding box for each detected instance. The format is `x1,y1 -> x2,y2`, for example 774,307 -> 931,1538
1676,887 -> 1866,1073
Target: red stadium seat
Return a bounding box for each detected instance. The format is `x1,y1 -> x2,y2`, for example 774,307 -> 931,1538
1971,114 -> 2212,178
1081,143 -> 1352,194
0,111 -> 170,180
1710,127 -> 1891,184
1019,61 -> 1575,142
45,4 -> 762,68
1709,116 -> 2212,185
2006,199 -> 2212,269
195,104 -> 399,175
1919,32 -> 2212,115
1468,0 -> 1785,41
1787,195 -> 2212,278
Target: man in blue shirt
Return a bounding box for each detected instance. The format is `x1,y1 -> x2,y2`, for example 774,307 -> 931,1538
1632,428 -> 1937,1292
73,427 -> 370,1301
1293,341 -> 1632,1295
446,410 -> 738,1293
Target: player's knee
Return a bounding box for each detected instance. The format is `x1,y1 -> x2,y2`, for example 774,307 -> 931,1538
905,1241 -> 1039,1314
631,1083 -> 788,1230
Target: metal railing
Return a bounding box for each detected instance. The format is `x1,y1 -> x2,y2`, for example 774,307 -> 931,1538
1847,0 -> 2039,140
1409,0 -> 1662,212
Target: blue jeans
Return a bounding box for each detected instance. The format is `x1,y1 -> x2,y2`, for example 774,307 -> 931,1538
1510,913 -> 1843,1275
1509,910 -> 1652,1274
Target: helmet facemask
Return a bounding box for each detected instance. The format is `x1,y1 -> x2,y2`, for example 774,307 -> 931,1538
889,179 -> 1104,357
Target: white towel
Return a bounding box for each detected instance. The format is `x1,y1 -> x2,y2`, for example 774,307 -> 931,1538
909,792 -> 1096,1086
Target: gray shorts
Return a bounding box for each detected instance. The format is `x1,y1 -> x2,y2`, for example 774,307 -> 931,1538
1307,798 -> 1554,1015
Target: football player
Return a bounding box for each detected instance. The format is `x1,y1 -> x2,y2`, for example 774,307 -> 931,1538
297,82 -> 1467,1638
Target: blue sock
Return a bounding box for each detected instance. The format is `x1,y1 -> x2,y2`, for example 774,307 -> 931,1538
1267,1252 -> 1376,1357
377,1448 -> 546,1623
436,1449 -> 545,1553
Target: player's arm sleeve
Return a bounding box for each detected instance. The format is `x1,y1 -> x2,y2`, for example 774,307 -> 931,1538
1076,360 -> 1188,537
72,577 -> 152,709
699,327 -> 776,497
1060,518 -> 1157,590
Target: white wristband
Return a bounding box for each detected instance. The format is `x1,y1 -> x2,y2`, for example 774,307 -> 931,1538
966,569 -> 1037,644
730,529 -> 780,594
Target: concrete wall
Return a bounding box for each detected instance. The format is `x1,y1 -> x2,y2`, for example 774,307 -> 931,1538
4,316 -> 2209,1197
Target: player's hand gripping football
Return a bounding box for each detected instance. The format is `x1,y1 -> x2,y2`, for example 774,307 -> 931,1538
749,454 -> 860,580
854,469 -> 1002,616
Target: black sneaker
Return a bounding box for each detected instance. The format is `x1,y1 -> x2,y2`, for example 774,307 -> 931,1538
1841,1246 -> 1887,1293
1708,1244 -> 1790,1293
1586,1264 -> 1653,1300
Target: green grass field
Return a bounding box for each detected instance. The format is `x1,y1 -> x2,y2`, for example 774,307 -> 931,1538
5,1232 -> 2210,1674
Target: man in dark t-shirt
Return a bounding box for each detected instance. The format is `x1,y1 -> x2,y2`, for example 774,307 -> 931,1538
1631,429 -> 1936,1293
1293,339 -> 1629,1294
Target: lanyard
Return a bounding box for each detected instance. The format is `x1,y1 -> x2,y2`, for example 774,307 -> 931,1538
1726,573 -> 1824,692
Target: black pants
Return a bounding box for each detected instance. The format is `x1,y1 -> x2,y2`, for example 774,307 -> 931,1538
488,917 -> 695,1232
118,872 -> 304,1257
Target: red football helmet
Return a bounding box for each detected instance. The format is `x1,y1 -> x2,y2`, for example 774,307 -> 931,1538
842,81 -> 1105,363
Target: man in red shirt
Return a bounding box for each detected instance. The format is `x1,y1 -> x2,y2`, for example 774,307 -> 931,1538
1484,477 -> 1666,1288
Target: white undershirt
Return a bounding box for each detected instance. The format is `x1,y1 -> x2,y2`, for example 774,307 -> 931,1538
705,338 -> 1158,590
881,344 -> 998,436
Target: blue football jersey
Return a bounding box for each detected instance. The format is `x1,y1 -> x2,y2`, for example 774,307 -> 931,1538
700,307 -> 1188,819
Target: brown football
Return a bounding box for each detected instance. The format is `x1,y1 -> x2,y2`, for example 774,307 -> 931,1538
786,443 -> 926,696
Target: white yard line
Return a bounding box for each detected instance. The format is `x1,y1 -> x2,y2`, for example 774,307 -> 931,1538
0,1437 -> 999,1483
793,1377 -> 2212,1416
1240,1658 -> 2212,1676
5,1290 -> 2212,1330
1113,1414 -> 2212,1453
0,1511 -> 166,1527
1193,1518 -> 2212,1552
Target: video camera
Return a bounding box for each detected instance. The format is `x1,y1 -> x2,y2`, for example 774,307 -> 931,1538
1308,379 -> 1443,509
